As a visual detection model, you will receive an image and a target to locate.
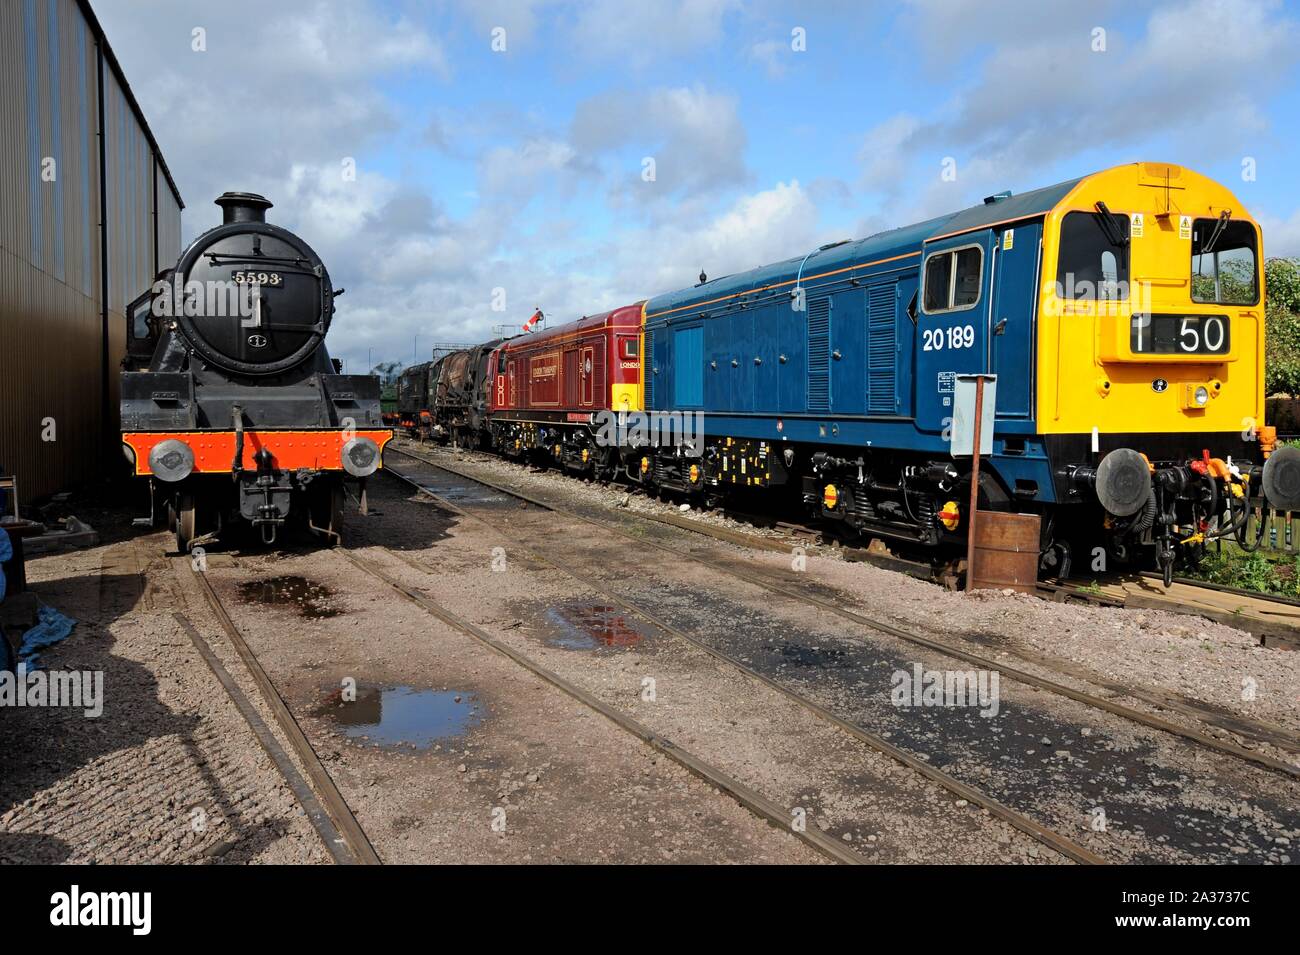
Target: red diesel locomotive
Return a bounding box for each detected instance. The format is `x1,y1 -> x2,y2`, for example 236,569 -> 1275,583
487,304 -> 644,479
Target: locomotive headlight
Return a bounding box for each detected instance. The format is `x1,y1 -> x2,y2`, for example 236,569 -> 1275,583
149,439 -> 195,482
341,436 -> 380,477
1181,383 -> 1212,411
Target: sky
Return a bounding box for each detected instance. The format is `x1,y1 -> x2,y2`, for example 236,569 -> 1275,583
94,0 -> 1300,375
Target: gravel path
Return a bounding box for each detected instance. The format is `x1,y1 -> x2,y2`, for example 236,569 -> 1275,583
411,443 -> 1300,740
0,532 -> 327,864
387,445 -> 1300,864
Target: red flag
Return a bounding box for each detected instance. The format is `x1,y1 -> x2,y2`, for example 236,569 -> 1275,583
522,308 -> 543,333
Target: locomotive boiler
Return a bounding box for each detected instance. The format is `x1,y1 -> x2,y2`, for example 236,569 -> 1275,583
120,192 -> 391,550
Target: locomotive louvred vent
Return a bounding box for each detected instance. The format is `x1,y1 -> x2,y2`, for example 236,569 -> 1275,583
807,297 -> 831,412
867,283 -> 898,414
643,330 -> 655,406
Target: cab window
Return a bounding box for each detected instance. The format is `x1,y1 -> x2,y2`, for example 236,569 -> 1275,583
131,298 -> 151,341
1056,211 -> 1130,300
922,246 -> 982,313
620,337 -> 639,359
1192,218 -> 1258,305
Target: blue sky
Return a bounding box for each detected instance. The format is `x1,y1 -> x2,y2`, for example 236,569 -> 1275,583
96,0 -> 1300,373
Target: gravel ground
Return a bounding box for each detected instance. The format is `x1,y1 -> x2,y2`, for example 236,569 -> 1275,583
359,470 -> 1062,863
0,525 -> 327,864
197,522 -> 826,864
387,444 -> 1300,863
408,443 -> 1300,740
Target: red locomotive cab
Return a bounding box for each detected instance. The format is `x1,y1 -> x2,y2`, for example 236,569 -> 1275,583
487,303 -> 644,417
486,304 -> 644,470
488,344 -> 518,411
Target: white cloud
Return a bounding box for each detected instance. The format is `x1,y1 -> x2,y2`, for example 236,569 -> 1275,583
572,85 -> 749,201
570,0 -> 740,66
477,137 -> 599,204
597,180 -> 822,295
747,38 -> 788,77
860,0 -> 1298,220
1259,208 -> 1300,259
95,0 -> 449,236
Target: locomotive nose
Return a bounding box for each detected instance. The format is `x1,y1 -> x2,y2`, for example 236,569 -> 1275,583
1094,448 -> 1152,517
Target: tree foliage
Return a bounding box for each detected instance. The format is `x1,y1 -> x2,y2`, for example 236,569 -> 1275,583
1265,257 -> 1300,396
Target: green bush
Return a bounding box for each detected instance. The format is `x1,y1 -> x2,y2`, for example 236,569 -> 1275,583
1265,258 -> 1300,396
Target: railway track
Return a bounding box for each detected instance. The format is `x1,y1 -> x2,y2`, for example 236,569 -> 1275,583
388,444 -> 1300,778
335,545 -> 863,865
180,553 -> 382,865
410,441 -> 1300,650
380,452 -> 1108,864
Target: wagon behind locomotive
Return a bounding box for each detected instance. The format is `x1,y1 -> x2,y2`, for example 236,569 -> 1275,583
396,361 -> 433,438
430,340 -> 502,447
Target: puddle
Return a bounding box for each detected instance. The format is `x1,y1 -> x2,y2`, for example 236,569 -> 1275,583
540,604 -> 650,650
320,685 -> 483,749
238,575 -> 341,618
775,642 -> 852,669
414,476 -> 513,507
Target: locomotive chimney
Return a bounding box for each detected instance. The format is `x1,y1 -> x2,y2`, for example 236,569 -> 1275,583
215,191 -> 273,225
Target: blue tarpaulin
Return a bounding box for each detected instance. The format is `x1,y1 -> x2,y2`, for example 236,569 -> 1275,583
19,603 -> 77,668
0,527 -> 12,603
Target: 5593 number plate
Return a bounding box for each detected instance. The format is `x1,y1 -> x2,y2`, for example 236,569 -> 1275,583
1130,313 -> 1230,355
232,270 -> 283,286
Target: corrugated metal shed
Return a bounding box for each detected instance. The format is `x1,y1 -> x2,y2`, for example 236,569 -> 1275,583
0,0 -> 183,502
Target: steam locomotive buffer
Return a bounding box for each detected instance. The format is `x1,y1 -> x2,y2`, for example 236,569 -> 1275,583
119,192 -> 391,550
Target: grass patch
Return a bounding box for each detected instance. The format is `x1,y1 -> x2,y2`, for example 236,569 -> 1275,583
1183,543 -> 1300,598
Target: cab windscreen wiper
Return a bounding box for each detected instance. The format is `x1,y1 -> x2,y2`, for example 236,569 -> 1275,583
1094,201 -> 1130,247
1202,209 -> 1232,255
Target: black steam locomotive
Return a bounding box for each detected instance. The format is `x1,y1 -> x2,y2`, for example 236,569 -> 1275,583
120,192 -> 391,550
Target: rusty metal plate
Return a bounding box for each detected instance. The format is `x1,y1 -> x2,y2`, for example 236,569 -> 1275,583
971,511 -> 1041,593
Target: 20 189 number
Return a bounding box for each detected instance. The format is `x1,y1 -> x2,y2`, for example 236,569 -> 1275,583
923,325 -> 975,351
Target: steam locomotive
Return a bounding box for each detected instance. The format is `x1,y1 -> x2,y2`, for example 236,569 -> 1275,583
120,192 -> 391,551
